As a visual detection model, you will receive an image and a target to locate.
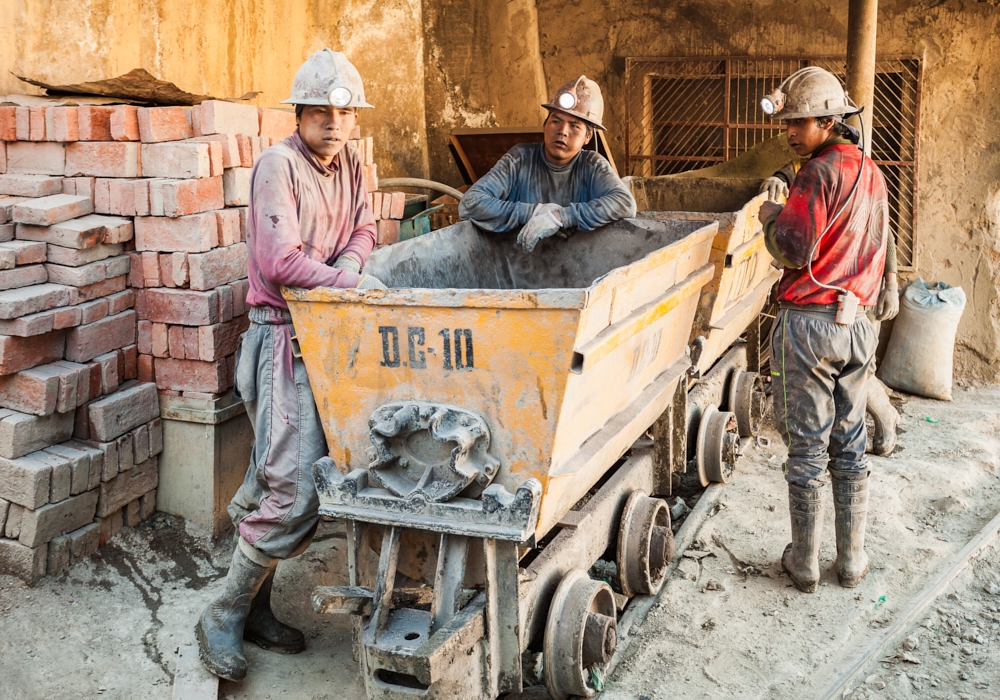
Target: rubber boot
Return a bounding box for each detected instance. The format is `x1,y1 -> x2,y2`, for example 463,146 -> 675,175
866,378 -> 898,457
781,484 -> 824,593
832,474 -> 870,588
196,542 -> 273,681
244,566 -> 306,654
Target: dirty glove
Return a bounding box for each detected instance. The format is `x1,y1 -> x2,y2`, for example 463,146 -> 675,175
517,204 -> 563,253
760,176 -> 789,202
332,255 -> 362,274
356,275 -> 388,291
875,277 -> 899,321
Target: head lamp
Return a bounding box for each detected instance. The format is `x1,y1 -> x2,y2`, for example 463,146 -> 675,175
557,91 -> 577,110
760,89 -> 784,116
329,86 -> 353,108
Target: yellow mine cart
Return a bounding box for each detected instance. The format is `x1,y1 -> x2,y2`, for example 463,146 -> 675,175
283,193 -> 776,699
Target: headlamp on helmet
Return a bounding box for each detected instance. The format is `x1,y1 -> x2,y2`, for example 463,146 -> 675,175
557,91 -> 577,110
760,89 -> 785,116
329,86 -> 353,109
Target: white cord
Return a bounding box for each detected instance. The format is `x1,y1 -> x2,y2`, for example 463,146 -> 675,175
804,113 -> 867,294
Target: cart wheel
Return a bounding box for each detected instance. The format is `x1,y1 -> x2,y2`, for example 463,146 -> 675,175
616,491 -> 674,597
543,570 -> 618,700
728,370 -> 765,438
696,405 -> 741,486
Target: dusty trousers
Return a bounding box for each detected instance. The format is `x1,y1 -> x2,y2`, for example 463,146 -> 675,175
228,306 -> 326,560
771,305 -> 877,490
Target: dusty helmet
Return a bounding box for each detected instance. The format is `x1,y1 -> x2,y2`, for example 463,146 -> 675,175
281,49 -> 374,109
760,66 -> 860,120
541,76 -> 606,131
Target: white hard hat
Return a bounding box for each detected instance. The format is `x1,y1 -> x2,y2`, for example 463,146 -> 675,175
542,76 -> 607,131
281,49 -> 374,109
760,67 -> 860,120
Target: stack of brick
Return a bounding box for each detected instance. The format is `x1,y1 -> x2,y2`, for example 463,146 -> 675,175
342,130 -> 406,246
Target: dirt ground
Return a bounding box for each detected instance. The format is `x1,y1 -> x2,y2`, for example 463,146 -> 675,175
2,385 -> 1000,700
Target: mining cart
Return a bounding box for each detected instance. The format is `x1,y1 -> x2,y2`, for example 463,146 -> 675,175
282,176 -> 777,699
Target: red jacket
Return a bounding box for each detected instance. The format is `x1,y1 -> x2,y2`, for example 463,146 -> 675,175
768,141 -> 889,306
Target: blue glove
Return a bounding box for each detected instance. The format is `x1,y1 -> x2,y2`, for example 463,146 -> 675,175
517,204 -> 563,253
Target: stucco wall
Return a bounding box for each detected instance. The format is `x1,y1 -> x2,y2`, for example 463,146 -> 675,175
0,0 -> 429,179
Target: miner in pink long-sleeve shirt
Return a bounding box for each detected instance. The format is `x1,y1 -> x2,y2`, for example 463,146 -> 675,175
197,49 -> 385,683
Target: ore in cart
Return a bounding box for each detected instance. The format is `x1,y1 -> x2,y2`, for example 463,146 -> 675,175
283,181 -> 777,699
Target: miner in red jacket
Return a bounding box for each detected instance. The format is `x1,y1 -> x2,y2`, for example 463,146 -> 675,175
757,67 -> 889,594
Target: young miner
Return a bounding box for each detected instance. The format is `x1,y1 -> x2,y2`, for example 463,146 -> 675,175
458,76 -> 636,251
196,49 -> 385,681
756,67 -> 889,593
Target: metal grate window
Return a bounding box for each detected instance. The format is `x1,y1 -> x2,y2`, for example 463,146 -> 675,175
625,57 -> 922,269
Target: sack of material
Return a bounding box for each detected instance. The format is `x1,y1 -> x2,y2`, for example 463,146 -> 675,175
879,278 -> 966,401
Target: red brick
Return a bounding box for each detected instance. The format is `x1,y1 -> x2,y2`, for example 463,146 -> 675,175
0,265 -> 47,291
0,308 -> 56,336
148,177 -> 223,217
197,317 -> 245,361
371,191 -> 382,220
137,354 -> 153,383
0,330 -> 66,375
94,350 -> 120,395
215,209 -> 241,247
97,455 -> 158,518
52,306 -> 82,330
141,251 -> 160,287
167,325 -> 185,359
49,107 -> 80,143
150,323 -> 168,357
0,176 -> 62,198
235,134 -> 253,168
0,240 -> 46,265
106,178 -> 138,216
70,274 -> 126,303
0,142 -> 5,175
29,106 -> 48,141
96,178 -> 147,217
0,224 -> 11,242
133,179 -> 150,216
364,163 -> 378,191
77,299 -> 109,325
140,142 -> 213,179
182,327 -> 199,360
65,142 -> 141,178
231,279 -> 249,317
128,251 -> 144,288
188,243 -> 247,291
0,107 -> 16,142
5,142 -> 66,176
200,100 -> 259,137
12,194 -> 93,226
390,192 -> 406,219
65,310 -> 137,363
62,176 -> 96,198
136,320 -> 152,355
154,357 -> 231,393
0,365 -> 61,415
137,288 -> 219,326
222,168 -> 251,207
110,106 -> 140,141
134,213 -> 218,253
377,219 -> 400,246
14,107 -> 29,141
207,141 -> 224,177
170,252 -> 189,287
137,107 -> 193,143
107,290 -> 134,315
123,344 -> 137,381
0,283 -> 74,320
216,284 -> 234,323
78,107 -> 114,141
188,134 -> 240,169
17,214 -> 132,249
46,256 -> 126,288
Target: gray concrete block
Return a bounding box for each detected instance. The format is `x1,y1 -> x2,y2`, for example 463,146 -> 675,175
18,489 -> 98,548
46,533 -> 71,576
0,409 -> 75,459
97,456 -> 158,518
0,453 -> 51,509
5,503 -> 23,538
0,538 -> 47,583
69,522 -> 99,561
87,381 -> 158,442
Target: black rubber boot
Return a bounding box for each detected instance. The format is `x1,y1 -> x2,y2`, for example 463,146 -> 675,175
244,567 -> 306,654
866,378 -> 898,457
196,544 -> 272,681
781,484 -> 824,593
832,474 -> 870,588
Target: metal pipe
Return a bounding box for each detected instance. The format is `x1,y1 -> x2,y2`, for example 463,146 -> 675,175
846,0 -> 878,156
377,177 -> 465,202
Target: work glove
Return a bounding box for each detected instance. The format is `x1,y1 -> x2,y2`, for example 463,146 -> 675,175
875,277 -> 899,321
760,176 -> 789,202
332,255 -> 362,274
517,204 -> 563,253
356,275 -> 388,291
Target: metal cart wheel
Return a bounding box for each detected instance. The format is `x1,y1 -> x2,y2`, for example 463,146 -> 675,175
543,569 -> 618,700
616,491 -> 674,597
728,370 -> 765,438
696,404 -> 741,486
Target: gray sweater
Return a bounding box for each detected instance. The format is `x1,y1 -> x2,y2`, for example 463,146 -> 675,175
458,143 -> 637,233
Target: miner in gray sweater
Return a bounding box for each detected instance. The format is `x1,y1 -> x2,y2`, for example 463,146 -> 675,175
458,76 -> 637,252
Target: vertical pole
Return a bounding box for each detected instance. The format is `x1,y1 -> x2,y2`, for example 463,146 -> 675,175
846,0 -> 878,156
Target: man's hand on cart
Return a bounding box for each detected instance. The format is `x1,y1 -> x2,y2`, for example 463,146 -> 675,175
332,255 -> 362,274
518,203 -> 563,252
760,176 -> 789,202
357,275 -> 388,290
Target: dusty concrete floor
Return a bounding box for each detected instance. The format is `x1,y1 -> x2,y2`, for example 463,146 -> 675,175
2,386 -> 1000,700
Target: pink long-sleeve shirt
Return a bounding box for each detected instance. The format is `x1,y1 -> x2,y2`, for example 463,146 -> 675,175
245,130 -> 378,310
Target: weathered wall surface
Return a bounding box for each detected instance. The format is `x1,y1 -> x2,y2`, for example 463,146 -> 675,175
532,0 -> 1000,381
0,0 -> 429,179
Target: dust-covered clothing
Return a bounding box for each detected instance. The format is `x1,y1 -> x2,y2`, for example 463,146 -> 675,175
245,131 -> 377,310
458,143 -> 636,233
771,306 -> 876,490
229,307 -> 326,559
764,140 -> 889,306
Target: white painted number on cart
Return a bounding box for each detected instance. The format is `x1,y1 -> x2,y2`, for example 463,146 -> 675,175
378,326 -> 474,370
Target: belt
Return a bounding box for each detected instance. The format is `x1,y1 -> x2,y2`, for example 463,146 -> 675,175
248,306 -> 293,325
778,301 -> 871,321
